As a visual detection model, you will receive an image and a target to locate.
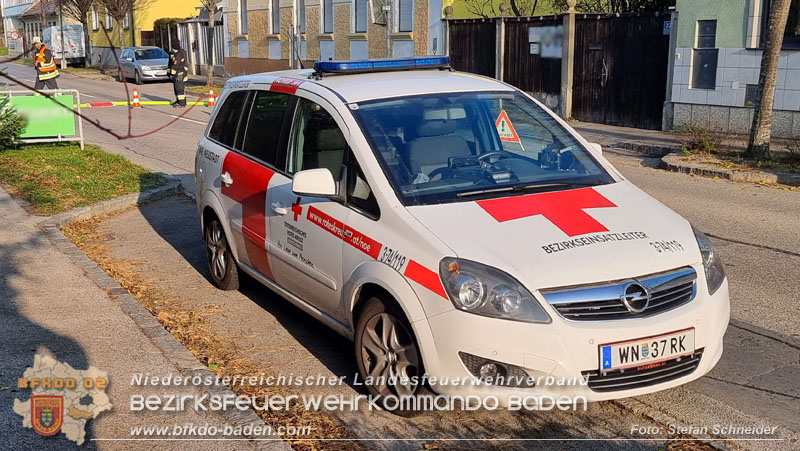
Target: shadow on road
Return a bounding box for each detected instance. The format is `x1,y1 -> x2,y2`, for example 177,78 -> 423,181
0,194 -> 98,450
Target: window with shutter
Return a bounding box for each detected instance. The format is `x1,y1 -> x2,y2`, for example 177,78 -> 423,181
298,0 -> 306,33
272,0 -> 280,33
240,0 -> 249,34
398,0 -> 413,32
323,0 -> 334,33
355,0 -> 368,33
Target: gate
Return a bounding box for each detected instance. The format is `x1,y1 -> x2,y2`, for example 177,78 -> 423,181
503,16 -> 563,110
572,13 -> 671,130
448,19 -> 496,78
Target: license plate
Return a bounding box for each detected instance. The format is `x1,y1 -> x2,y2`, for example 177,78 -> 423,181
599,328 -> 695,371
155,70 -> 167,76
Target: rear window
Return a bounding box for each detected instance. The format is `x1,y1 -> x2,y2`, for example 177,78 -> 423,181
208,91 -> 249,149
135,48 -> 168,60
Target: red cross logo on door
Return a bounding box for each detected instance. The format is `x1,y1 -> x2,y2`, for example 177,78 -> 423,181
291,197 -> 303,221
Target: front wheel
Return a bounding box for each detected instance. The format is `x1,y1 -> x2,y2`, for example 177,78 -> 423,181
134,70 -> 143,85
204,218 -> 239,290
355,297 -> 425,407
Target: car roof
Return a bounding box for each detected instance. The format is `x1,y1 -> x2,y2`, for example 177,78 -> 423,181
227,69 -> 516,103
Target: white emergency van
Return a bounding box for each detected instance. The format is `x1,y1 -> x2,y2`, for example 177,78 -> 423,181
195,57 -> 729,405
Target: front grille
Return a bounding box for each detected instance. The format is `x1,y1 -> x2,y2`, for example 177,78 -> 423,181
582,348 -> 703,392
542,267 -> 697,321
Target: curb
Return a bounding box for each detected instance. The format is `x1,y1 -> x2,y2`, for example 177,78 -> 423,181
662,154 -> 800,186
40,180 -> 291,451
618,141 -> 680,157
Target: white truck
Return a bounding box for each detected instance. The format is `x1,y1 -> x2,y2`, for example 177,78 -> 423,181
43,25 -> 86,67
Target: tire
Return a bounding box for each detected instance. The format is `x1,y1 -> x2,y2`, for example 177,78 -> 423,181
117,71 -> 124,82
354,296 -> 426,413
134,70 -> 143,85
204,218 -> 239,291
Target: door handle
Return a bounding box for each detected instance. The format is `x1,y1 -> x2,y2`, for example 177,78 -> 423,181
220,171 -> 233,186
271,203 -> 288,215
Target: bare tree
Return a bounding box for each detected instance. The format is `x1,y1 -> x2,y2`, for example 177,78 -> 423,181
57,0 -> 94,64
198,0 -> 219,90
747,0 -> 792,161
463,0 -> 496,18
100,0 -> 151,52
547,0 -> 604,13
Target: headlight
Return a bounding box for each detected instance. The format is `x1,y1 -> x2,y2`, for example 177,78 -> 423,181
141,65 -> 151,71
693,227 -> 725,295
439,258 -> 551,323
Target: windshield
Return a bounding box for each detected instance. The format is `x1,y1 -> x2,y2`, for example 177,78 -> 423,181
351,91 -> 614,206
135,48 -> 168,60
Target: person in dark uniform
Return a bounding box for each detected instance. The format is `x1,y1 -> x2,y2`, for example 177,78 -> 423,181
32,37 -> 60,90
169,39 -> 188,108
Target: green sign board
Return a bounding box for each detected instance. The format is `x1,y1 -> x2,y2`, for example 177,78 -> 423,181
9,95 -> 76,139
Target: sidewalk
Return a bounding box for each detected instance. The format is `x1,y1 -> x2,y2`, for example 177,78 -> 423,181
571,120 -> 796,156
0,186 -> 264,450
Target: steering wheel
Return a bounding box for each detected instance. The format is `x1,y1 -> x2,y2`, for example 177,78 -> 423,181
477,151 -> 507,164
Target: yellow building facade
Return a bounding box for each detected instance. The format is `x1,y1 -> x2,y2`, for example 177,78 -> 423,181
89,0 -> 201,65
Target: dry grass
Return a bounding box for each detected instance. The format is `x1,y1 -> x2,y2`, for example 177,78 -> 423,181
63,214 -> 362,450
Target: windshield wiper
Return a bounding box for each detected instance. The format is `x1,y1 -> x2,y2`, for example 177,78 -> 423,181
456,180 -> 602,199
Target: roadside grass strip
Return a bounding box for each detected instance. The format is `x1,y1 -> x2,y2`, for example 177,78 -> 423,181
63,212 -> 361,450
0,143 -> 165,215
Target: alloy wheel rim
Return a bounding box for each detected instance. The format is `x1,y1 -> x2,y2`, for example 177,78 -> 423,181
206,222 -> 227,281
361,313 -> 420,397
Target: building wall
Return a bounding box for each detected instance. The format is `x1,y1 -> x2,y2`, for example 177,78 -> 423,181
674,0 -> 749,49
668,0 -> 800,138
223,0 -> 441,76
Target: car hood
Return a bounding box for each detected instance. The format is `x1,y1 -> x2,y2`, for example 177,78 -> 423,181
406,181 -> 701,291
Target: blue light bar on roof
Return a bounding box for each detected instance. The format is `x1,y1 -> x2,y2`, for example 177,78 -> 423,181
313,56 -> 450,74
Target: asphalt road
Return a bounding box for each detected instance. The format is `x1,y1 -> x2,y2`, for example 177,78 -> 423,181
3,64 -> 798,449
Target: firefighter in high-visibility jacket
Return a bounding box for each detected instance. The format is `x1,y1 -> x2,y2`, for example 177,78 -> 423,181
168,39 -> 188,108
32,37 -> 59,90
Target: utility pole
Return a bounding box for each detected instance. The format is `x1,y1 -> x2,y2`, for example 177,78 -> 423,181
384,0 -> 391,57
59,0 -> 66,69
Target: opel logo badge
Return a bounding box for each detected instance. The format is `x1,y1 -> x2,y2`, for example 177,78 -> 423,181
620,282 -> 650,313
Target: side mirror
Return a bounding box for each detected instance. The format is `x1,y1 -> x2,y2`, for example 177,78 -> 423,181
292,168 -> 337,198
588,142 -> 602,155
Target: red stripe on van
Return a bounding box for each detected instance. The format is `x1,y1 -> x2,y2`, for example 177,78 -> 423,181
221,152 -> 275,279
404,259 -> 448,299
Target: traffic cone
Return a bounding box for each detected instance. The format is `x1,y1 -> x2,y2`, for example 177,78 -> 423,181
132,87 -> 141,108
208,87 -> 216,107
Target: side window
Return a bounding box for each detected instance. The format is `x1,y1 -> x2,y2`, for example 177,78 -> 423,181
208,91 -> 249,149
240,90 -> 290,166
346,150 -> 379,217
287,99 -> 346,180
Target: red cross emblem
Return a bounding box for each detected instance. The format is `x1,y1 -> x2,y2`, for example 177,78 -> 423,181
476,187 -> 617,237
291,197 -> 303,221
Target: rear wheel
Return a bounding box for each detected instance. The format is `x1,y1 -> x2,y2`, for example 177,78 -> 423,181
355,296 -> 425,410
204,218 -> 239,290
117,70 -> 124,82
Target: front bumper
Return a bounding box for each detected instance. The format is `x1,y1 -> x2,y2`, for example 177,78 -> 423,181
415,270 -> 729,404
141,71 -> 170,81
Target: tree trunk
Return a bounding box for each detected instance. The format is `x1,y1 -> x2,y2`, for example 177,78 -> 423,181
117,18 -> 126,52
207,9 -> 214,90
82,18 -> 92,66
746,0 -> 792,161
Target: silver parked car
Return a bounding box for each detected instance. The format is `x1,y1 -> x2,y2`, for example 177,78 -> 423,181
117,46 -> 170,85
